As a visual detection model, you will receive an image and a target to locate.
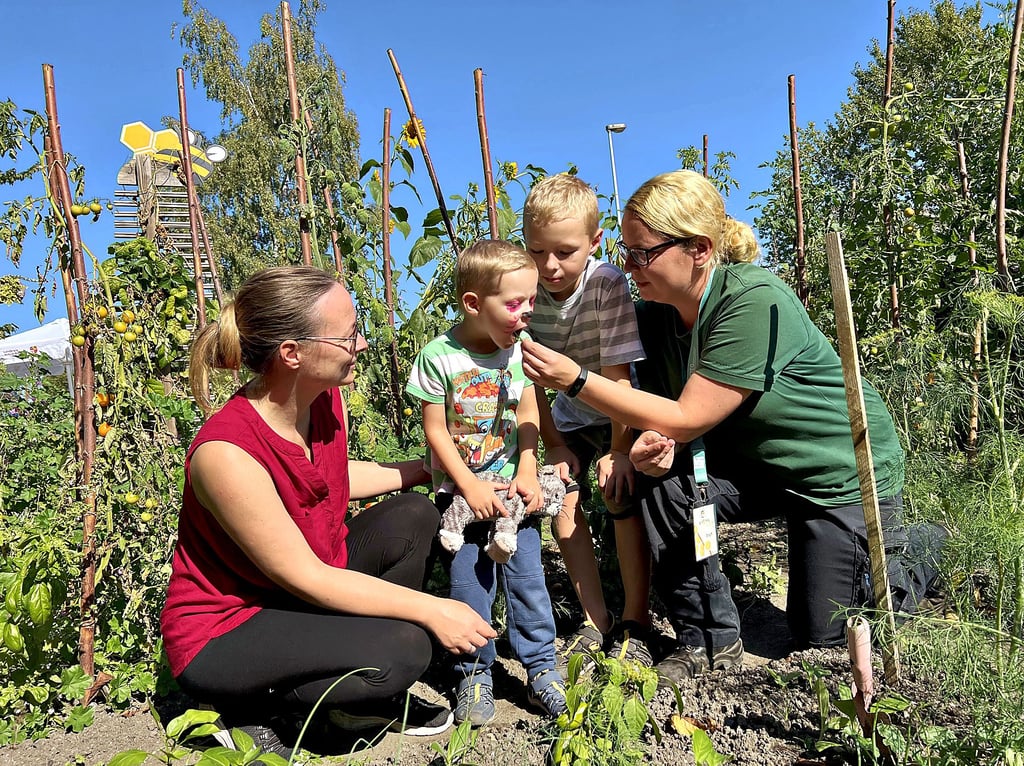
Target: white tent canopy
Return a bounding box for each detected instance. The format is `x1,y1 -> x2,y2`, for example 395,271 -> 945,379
0,318 -> 74,390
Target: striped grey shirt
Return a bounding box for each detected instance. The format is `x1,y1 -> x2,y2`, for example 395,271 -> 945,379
530,258 -> 645,431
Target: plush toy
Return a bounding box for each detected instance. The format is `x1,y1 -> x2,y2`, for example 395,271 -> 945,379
439,465 -> 566,564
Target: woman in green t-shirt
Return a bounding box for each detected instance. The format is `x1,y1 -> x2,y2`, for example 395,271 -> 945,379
522,170 -> 943,686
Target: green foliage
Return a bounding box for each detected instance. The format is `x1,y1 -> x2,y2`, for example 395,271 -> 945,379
176,0 -> 360,286
550,651 -> 660,765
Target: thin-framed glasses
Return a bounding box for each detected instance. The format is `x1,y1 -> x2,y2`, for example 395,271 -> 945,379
296,335 -> 360,351
615,236 -> 693,268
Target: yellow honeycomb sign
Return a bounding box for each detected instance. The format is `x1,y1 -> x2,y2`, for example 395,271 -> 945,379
119,121 -> 214,183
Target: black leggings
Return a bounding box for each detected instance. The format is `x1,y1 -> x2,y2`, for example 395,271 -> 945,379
176,493 -> 439,713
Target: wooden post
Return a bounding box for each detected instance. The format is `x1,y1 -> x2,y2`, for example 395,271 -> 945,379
42,63 -> 99,684
702,134 -> 709,179
956,141 -> 981,457
996,0 -> 1023,291
281,1 -> 313,265
382,108 -> 403,438
176,68 -> 208,328
387,48 -> 459,253
788,74 -> 808,308
303,110 -> 344,277
474,69 -> 499,239
195,206 -> 224,307
825,230 -> 900,683
883,0 -> 901,328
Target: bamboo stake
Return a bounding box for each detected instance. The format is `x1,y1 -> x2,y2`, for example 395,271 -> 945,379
788,75 -> 809,308
474,69 -> 499,239
195,206 -> 224,307
956,140 -> 981,457
387,49 -> 459,253
702,134 -> 709,179
42,63 -> 98,684
883,0 -> 901,329
996,0 -> 1023,292
382,108 -> 403,438
825,231 -> 900,682
302,110 -> 344,277
281,1 -> 313,265
176,68 -> 208,329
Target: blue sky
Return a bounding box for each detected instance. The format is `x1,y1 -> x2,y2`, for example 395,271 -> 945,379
0,1 -> 982,330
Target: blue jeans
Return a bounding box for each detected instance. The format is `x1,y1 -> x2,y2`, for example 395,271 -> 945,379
447,517 -> 557,680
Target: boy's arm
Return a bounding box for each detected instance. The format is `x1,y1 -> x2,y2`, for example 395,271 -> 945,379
511,384 -> 542,514
421,401 -> 508,519
596,362 -> 636,504
536,384 -> 580,481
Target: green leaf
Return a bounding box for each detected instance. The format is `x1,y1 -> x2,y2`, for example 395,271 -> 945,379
623,696 -> 647,738
25,582 -> 51,626
65,704 -> 94,733
409,235 -> 443,268
105,751 -> 152,766
422,208 -> 445,227
165,708 -> 221,740
59,666 -> 92,700
691,728 -> 729,766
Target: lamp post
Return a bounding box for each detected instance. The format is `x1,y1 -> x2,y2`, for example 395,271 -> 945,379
605,123 -> 626,228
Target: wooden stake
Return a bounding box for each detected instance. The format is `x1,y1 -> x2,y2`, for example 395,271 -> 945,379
997,0 -> 1023,291
474,69 -> 499,239
42,63 -> 98,685
788,75 -> 808,307
303,110 -> 344,277
176,68 -> 208,328
883,0 -> 901,329
281,1 -> 313,265
382,108 -> 403,438
956,140 -> 981,457
825,230 -> 901,683
387,49 -> 459,253
702,134 -> 709,178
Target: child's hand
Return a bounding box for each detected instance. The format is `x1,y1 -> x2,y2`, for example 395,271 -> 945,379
511,473 -> 543,515
597,450 -> 635,505
461,477 -> 510,520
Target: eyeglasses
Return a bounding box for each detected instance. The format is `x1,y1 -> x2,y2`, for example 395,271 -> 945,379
296,335 -> 360,350
615,236 -> 693,268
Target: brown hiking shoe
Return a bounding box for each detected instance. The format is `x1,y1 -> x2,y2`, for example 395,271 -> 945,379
656,638 -> 743,687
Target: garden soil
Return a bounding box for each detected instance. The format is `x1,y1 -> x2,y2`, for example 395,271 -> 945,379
0,521 -> 962,766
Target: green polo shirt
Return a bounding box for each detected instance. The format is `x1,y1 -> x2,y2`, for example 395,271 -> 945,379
634,263 -> 903,507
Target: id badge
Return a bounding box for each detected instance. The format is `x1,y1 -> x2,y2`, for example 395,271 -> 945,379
693,503 -> 718,561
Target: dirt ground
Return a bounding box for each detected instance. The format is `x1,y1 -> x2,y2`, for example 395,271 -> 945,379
0,521 -> 962,766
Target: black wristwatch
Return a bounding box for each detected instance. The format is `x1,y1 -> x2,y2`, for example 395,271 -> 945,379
565,367 -> 589,398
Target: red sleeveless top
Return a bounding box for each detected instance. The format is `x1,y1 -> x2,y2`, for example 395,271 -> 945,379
161,387 -> 351,677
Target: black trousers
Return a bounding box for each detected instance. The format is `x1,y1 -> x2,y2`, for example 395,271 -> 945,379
176,493 -> 439,713
639,467 -> 941,650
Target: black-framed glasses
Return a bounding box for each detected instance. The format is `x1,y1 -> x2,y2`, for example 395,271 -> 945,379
296,335 -> 360,350
615,236 -> 693,268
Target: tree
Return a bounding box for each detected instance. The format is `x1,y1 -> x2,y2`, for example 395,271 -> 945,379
176,0 -> 359,286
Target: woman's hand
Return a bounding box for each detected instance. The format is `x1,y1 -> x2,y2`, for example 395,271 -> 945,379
461,477 -> 510,520
427,598 -> 498,654
521,339 -> 581,392
629,430 -> 676,477
543,444 -> 580,482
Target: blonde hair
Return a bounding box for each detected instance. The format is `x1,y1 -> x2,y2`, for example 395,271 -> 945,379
625,170 -> 759,266
189,266 -> 340,414
455,240 -> 536,302
523,173 -> 600,235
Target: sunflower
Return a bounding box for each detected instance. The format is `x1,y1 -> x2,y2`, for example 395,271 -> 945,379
401,118 -> 425,149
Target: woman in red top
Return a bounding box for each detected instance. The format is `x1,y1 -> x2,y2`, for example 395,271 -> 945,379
161,266 -> 494,757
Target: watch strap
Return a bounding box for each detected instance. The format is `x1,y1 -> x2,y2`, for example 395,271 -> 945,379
565,367 -> 589,398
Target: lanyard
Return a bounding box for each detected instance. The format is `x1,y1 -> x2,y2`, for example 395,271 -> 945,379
687,268 -> 716,492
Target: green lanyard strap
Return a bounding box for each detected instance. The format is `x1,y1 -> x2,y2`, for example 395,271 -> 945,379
687,268 -> 716,492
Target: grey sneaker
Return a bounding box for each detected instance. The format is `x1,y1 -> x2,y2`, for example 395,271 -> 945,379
212,711 -> 297,759
452,675 -> 496,727
526,669 -> 568,718
607,620 -> 655,668
656,638 -> 744,687
329,692 -> 453,736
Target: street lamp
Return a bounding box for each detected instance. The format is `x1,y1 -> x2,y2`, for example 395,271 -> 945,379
605,123 -> 626,228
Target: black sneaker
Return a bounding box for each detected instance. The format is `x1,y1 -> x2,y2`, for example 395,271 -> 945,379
328,691 -> 453,737
656,638 -> 743,687
212,711 -> 297,760
526,668 -> 568,718
607,621 -> 656,668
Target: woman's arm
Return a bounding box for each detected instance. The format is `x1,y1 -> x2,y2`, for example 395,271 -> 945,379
190,441 -> 495,653
521,338 -> 751,443
348,459 -> 430,499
